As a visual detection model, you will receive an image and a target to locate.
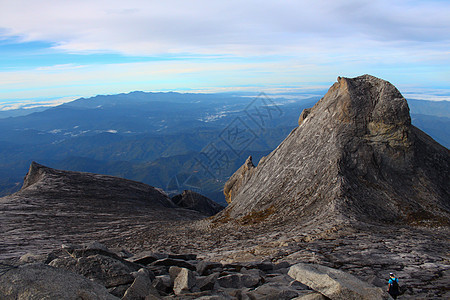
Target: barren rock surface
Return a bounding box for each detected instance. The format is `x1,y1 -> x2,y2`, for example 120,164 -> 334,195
0,75 -> 448,299
0,263 -> 118,300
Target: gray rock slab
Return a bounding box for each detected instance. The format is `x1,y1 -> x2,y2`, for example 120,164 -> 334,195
151,275 -> 172,294
49,254 -> 137,288
246,283 -> 299,300
0,263 -> 118,300
151,258 -> 196,271
169,266 -> 182,283
128,251 -> 168,265
293,291 -> 328,300
218,273 -> 260,289
196,260 -> 223,276
197,273 -> 220,291
122,269 -> 159,300
288,263 -> 390,300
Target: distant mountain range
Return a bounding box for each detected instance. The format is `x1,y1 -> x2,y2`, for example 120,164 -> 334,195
0,91 -> 448,203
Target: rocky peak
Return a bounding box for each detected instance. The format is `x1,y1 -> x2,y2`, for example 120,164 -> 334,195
216,75 -> 449,227
22,161 -> 49,190
17,162 -> 176,208
303,75 -> 411,145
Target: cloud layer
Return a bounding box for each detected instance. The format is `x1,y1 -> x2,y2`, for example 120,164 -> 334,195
1,0 -> 449,55
0,0 -> 449,103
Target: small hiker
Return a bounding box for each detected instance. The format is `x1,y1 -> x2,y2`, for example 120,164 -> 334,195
387,272 -> 400,299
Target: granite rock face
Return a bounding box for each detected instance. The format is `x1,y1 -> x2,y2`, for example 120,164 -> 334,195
172,190 -> 224,216
0,162 -> 206,258
218,75 -> 450,227
20,161 -> 175,208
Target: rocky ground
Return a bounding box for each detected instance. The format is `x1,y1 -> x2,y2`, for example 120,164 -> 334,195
101,220 -> 449,299
2,195 -> 448,299
1,240 -> 392,299
2,221 -> 448,299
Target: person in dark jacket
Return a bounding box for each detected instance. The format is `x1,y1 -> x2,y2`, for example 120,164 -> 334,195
387,272 -> 400,299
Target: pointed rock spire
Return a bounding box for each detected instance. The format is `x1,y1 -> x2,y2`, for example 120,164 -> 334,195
217,75 -> 450,227
223,156 -> 255,204
22,161 -> 50,190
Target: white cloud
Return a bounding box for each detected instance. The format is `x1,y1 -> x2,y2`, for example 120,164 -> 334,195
0,0 -> 448,56
36,64 -> 87,71
0,97 -> 79,111
0,0 -> 448,103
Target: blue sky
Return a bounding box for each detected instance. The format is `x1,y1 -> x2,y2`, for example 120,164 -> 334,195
0,0 -> 449,110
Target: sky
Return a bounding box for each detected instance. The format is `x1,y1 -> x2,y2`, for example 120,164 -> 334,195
0,0 -> 449,110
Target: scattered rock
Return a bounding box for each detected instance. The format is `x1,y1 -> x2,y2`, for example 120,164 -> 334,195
169,266 -> 182,283
247,284 -> 300,300
19,252 -> 47,264
108,284 -> 131,298
168,253 -> 197,261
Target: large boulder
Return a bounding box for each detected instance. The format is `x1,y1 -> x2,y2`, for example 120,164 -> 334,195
49,253 -> 139,288
0,263 -> 118,299
288,263 -> 390,300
